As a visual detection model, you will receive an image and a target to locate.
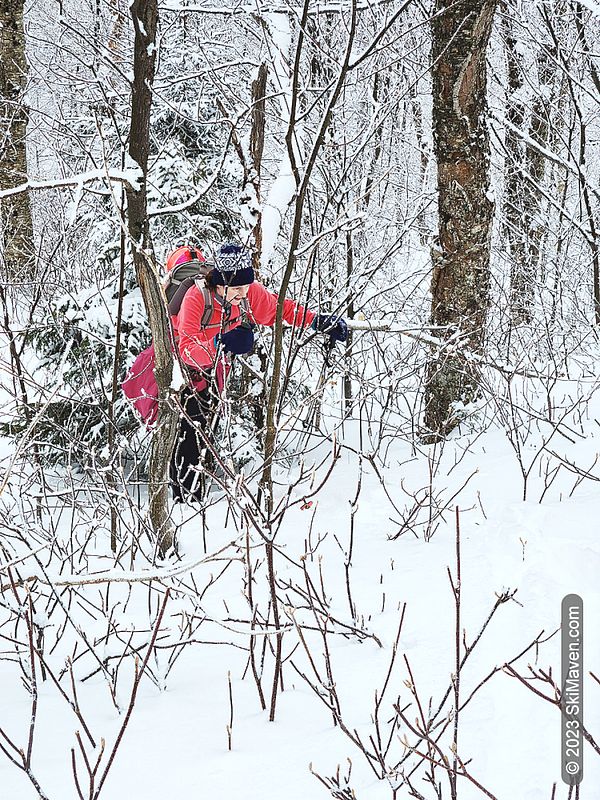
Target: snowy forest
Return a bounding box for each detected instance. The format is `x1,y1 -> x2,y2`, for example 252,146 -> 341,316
0,0 -> 599,797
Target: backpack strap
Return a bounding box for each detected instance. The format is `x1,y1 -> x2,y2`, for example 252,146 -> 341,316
198,284 -> 214,328
192,282 -> 253,333
168,276 -> 196,316
197,284 -> 230,329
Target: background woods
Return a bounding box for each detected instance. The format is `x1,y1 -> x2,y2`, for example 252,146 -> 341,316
0,1 -> 599,799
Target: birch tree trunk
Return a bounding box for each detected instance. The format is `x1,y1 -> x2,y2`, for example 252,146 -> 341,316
423,0 -> 497,439
0,0 -> 34,281
127,0 -> 179,557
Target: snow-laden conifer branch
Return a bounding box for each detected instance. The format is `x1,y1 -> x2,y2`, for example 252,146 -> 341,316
147,129 -> 234,217
0,339 -> 74,496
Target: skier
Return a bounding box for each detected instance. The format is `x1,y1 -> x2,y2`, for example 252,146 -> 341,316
170,242 -> 348,503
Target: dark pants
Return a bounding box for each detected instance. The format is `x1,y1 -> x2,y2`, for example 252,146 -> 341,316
169,387 -> 216,503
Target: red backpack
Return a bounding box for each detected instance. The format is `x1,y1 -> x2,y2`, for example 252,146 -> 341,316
122,245 -> 244,426
164,245 -> 209,313
164,244 -> 252,326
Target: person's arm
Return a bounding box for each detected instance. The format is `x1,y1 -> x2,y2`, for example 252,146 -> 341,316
247,282 -> 316,328
177,285 -> 217,370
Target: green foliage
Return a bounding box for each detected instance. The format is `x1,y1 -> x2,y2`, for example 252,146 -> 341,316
5,256 -> 149,466
148,99 -> 239,248
17,11 -> 244,469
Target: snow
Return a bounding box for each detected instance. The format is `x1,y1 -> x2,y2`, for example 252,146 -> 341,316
0,168 -> 143,200
170,358 -> 186,391
261,157 -> 296,267
578,0 -> 600,15
2,392 -> 600,798
259,11 -> 297,270
4,1 -> 600,797
239,179 -> 261,229
160,2 -> 254,11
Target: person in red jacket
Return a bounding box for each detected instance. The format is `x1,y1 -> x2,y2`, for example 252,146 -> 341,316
170,242 -> 348,503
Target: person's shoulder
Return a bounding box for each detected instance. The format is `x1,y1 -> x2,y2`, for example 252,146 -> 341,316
248,282 -> 268,298
177,283 -> 212,325
181,281 -> 208,308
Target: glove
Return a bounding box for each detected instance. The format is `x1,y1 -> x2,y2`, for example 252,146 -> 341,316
311,314 -> 348,343
216,323 -> 255,355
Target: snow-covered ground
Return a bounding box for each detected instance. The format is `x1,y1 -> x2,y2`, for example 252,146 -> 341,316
1,388 -> 599,799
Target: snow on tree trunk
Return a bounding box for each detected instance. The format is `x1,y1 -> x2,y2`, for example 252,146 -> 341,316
502,3 -> 553,325
0,0 -> 34,281
423,0 -> 497,439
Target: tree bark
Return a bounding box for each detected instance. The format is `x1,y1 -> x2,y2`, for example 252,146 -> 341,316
502,2 -> 553,325
567,3 -> 600,322
0,0 -> 34,282
423,0 -> 497,439
127,0 -> 178,557
250,62 -> 268,270
245,63 -> 268,434
501,3 -> 528,322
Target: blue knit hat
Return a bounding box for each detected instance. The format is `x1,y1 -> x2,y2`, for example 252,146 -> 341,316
212,243 -> 255,287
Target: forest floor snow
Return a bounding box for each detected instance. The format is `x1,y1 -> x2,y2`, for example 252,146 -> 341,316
0,410 -> 598,800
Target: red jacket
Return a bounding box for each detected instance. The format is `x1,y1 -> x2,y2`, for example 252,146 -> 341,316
176,282 -> 316,370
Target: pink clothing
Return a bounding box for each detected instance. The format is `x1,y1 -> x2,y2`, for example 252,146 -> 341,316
176,282 -> 315,370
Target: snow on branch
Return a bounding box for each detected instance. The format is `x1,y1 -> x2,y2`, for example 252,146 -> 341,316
147,131 -> 233,217
347,318 -> 461,347
346,320 -> 582,382
160,1 -> 387,13
0,339 -> 74,497
0,168 -> 144,201
0,546 -> 49,574
48,539 -> 240,587
293,214 -> 365,257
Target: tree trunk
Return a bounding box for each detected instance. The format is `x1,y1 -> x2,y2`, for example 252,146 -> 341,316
245,62 -> 269,435
501,2 -> 528,322
127,0 -> 179,557
502,2 -> 553,324
0,0 -> 34,282
250,62 -> 268,270
423,0 -> 497,439
567,3 -> 600,322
